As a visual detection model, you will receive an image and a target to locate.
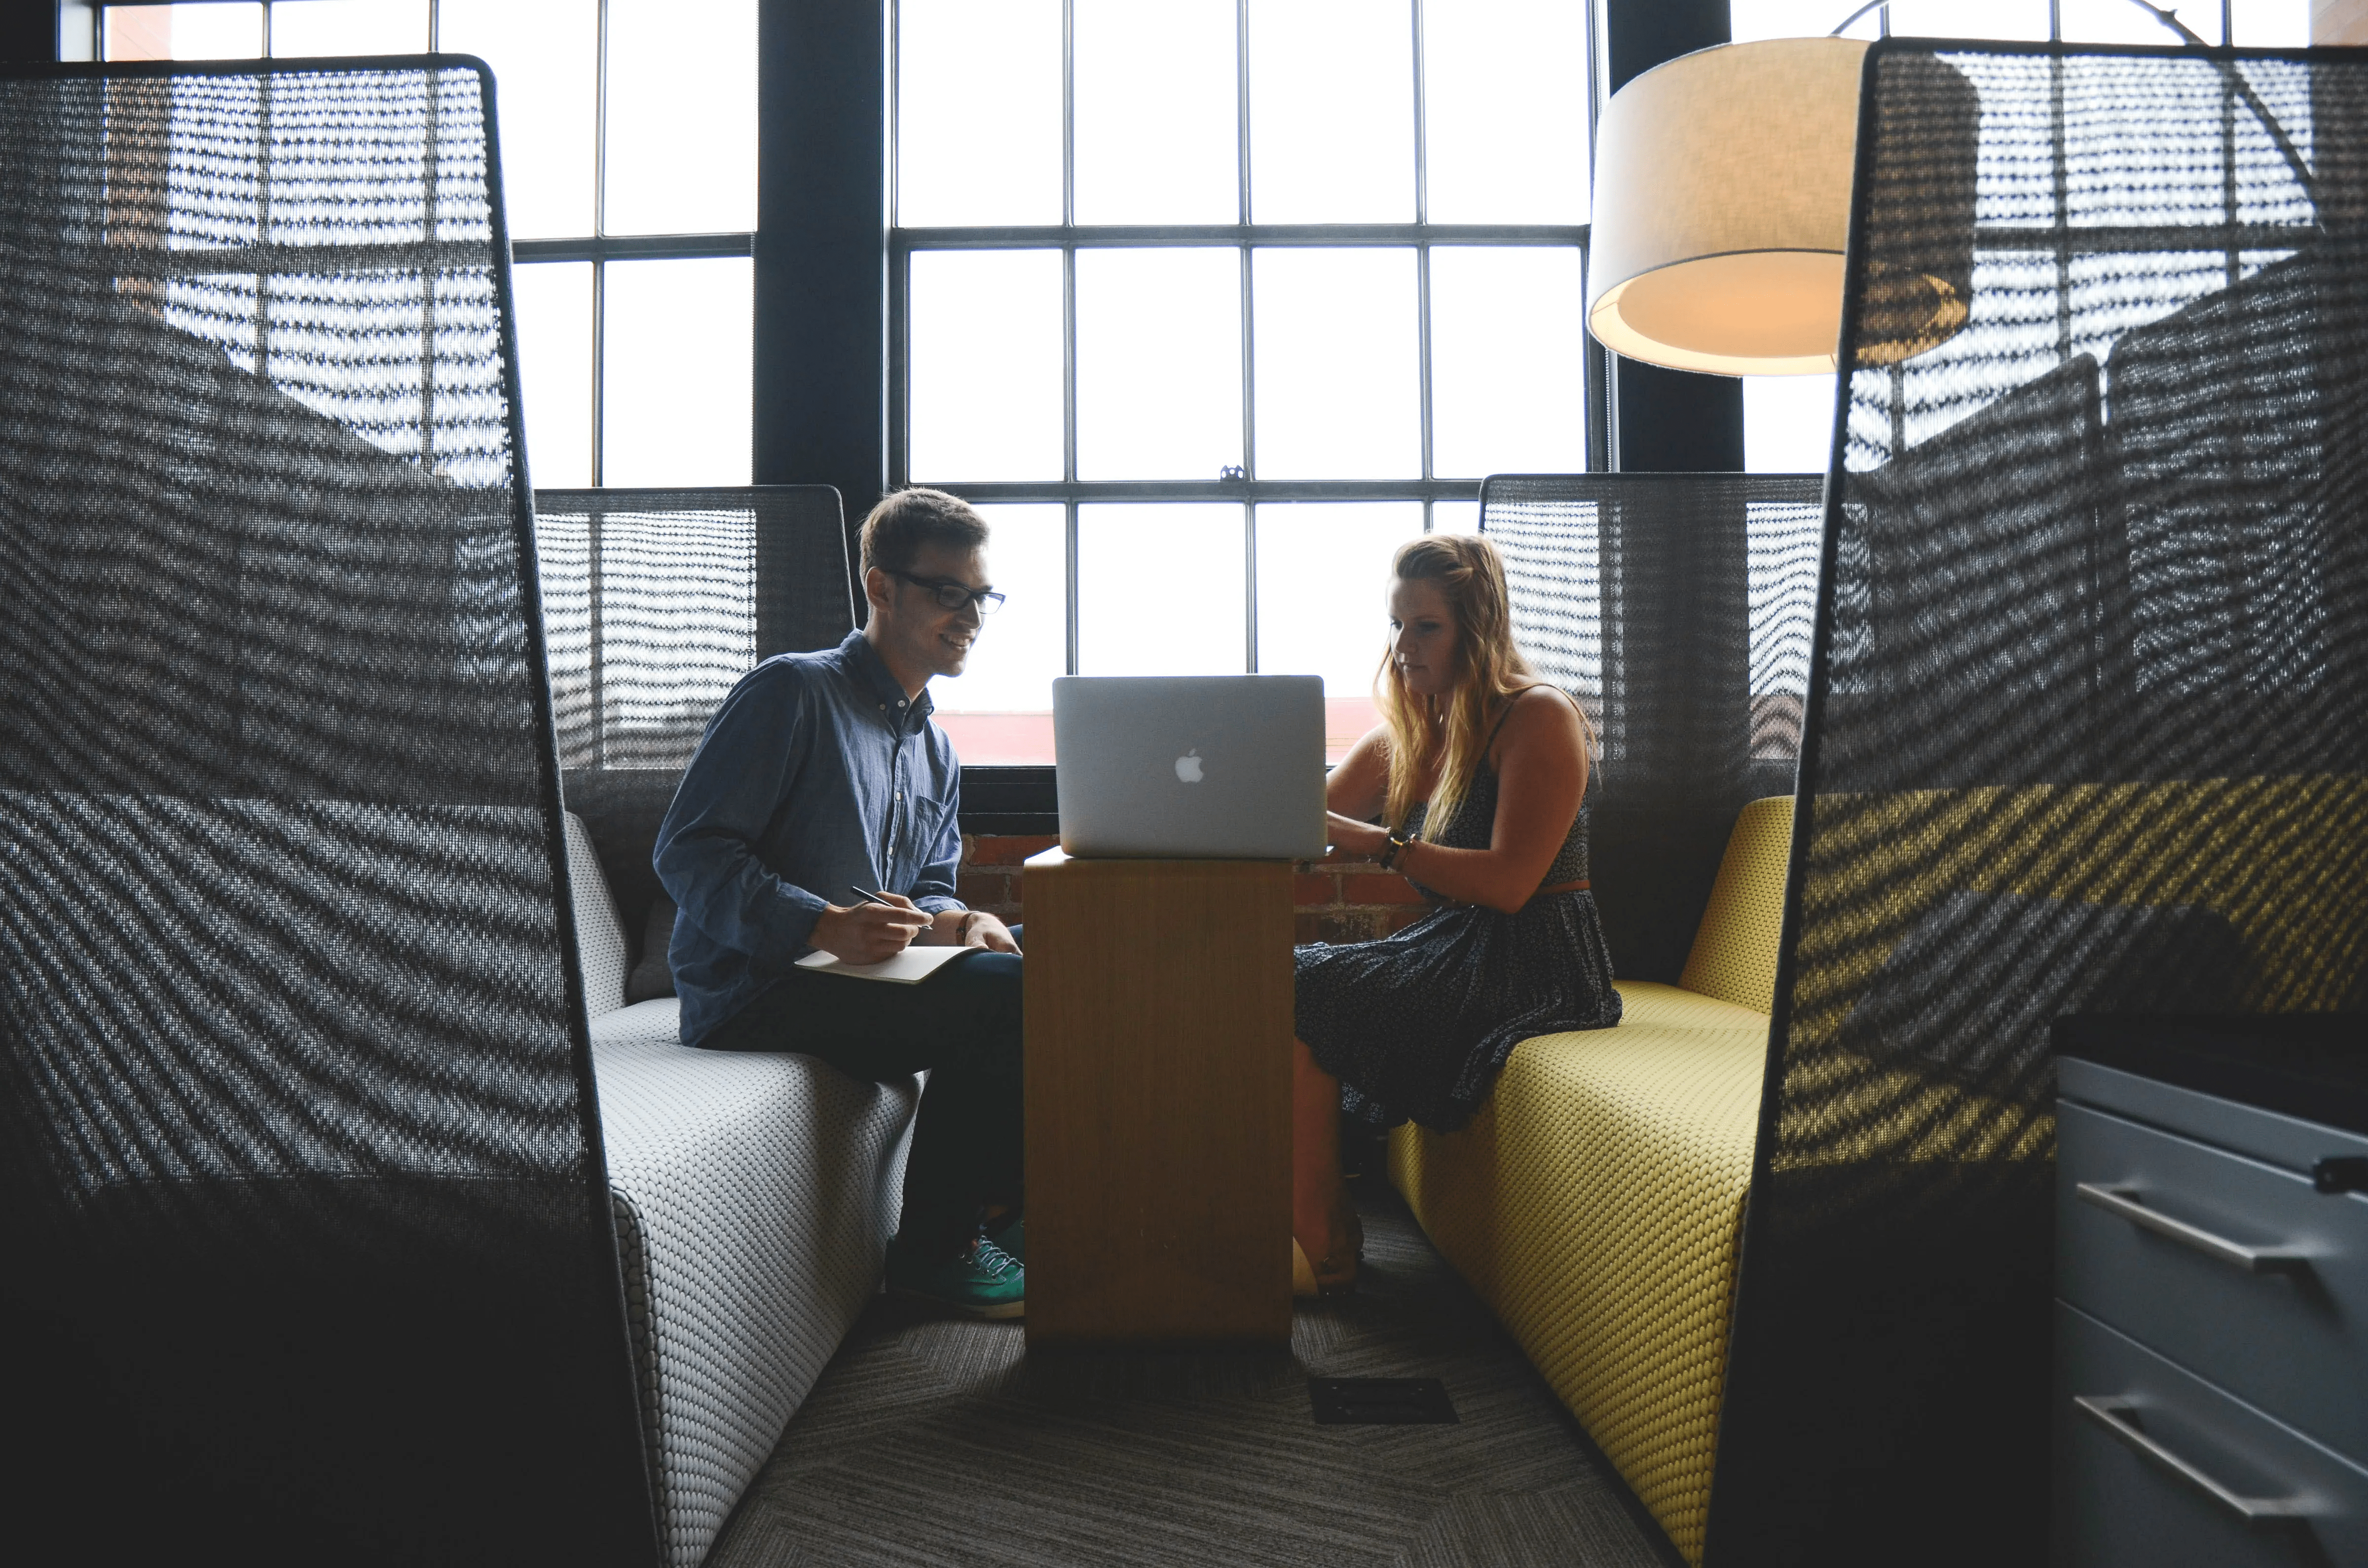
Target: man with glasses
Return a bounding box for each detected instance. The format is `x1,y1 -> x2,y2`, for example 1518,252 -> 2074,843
656,487 -> 1028,1317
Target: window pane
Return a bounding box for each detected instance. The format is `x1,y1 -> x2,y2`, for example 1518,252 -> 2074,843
1255,503 -> 1418,760
269,0 -> 428,56
1432,500 -> 1478,533
1078,504 -> 1244,675
2233,0 -> 2310,45
897,0 -> 1062,226
1073,0 -> 1238,223
1076,248 -> 1242,481
932,504 -> 1065,765
1252,248 -> 1419,480
603,0 -> 756,235
1248,0 -> 1413,222
1744,375 -> 1837,474
1883,0 -> 2049,38
1429,246 -> 1587,479
601,256 -> 752,486
108,3 -> 262,60
1423,0 -> 1589,223
908,250 -> 1064,482
441,0 -> 597,240
511,261 -> 592,488
2058,0 -> 2218,43
1727,0 -> 1881,38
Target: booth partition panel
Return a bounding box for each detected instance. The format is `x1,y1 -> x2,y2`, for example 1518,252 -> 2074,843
0,61 -> 656,1565
1705,42 -> 2368,1566
1481,473 -> 1826,985
533,483 -> 854,937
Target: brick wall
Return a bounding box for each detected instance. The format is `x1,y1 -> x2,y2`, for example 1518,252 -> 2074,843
958,834 -> 1432,944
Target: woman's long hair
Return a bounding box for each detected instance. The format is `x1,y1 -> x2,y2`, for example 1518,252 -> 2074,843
1376,534 -> 1569,836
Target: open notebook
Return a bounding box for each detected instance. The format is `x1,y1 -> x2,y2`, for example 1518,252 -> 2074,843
793,946 -> 972,985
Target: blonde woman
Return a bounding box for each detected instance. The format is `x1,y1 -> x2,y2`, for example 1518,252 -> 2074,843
1292,535 -> 1622,1295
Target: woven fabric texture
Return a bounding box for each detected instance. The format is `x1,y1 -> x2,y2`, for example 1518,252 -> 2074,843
538,485 -> 854,941
1709,43 -> 2368,1567
1677,796 -> 1795,1015
1387,479 -> 1815,1565
0,61 -> 653,1563
1481,474 -> 1823,985
538,487 -> 873,1568
591,1012 -> 919,1568
568,810 -> 632,1015
1390,979 -> 1766,1567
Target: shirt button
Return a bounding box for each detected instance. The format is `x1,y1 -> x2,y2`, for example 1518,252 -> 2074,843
897,698 -> 907,707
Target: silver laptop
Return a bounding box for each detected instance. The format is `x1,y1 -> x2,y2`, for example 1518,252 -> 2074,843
1053,675 -> 1327,859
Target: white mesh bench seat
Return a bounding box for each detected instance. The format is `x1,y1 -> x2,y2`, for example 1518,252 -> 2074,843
566,816 -> 917,1568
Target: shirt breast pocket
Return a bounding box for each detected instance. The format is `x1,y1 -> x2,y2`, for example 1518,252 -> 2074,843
899,794 -> 952,877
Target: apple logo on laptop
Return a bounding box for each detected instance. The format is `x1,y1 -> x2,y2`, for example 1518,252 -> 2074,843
1175,749 -> 1204,783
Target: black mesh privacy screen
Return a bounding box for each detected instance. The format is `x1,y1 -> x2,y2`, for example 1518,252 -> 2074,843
1706,42 -> 2368,1567
1482,473 -> 1825,984
535,484 -> 854,935
0,60 -> 655,1565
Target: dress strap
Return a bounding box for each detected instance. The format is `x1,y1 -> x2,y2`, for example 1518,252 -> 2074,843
1482,684 -> 1574,761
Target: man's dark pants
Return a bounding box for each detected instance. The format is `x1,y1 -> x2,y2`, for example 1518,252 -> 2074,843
698,935 -> 1024,1255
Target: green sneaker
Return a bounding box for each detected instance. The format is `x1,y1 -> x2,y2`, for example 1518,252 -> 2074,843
886,1232 -> 1025,1319
987,1213 -> 1024,1265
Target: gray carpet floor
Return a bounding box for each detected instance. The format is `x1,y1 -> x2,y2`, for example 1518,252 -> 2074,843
707,1182 -> 1680,1568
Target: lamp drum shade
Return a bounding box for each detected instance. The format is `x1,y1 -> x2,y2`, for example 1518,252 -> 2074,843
1587,37 -> 1975,376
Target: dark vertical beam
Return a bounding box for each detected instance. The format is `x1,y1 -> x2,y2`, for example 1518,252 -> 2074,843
1598,0 -> 1743,473
0,3 -> 62,62
754,0 -> 888,527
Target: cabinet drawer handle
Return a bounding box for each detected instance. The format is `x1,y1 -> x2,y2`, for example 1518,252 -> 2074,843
2074,1396 -> 2313,1523
2075,1183 -> 2308,1274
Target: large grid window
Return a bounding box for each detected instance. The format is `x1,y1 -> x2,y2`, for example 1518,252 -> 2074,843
1733,0 -> 2313,473
895,0 -> 1597,764
100,0 -> 757,490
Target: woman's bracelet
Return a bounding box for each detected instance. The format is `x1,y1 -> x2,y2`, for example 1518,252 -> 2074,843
1378,828 -> 1416,871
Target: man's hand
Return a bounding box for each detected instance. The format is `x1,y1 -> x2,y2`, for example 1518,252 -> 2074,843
810,897 -> 928,963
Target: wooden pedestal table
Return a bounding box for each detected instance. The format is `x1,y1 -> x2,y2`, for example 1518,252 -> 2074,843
1020,847 -> 1295,1347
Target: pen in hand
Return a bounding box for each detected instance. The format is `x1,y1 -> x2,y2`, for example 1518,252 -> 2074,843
841,886 -> 928,957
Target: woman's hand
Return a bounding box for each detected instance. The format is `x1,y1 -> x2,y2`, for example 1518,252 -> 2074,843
810,897 -> 928,963
1326,811 -> 1392,861
962,911 -> 1020,952
915,906 -> 1021,952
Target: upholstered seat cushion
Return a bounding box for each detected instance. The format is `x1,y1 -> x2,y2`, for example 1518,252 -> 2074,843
591,1002 -> 917,1568
1387,795 -> 1793,1567
1389,981 -> 1765,1566
563,814 -> 919,1568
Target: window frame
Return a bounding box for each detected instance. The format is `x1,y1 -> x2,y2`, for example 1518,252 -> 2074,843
95,0 -> 760,488
887,0 -> 1608,693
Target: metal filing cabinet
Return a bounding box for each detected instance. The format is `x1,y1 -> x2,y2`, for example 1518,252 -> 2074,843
2054,1017 -> 2368,1568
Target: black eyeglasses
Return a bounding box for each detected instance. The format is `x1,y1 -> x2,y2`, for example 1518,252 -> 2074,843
888,570 -> 1005,615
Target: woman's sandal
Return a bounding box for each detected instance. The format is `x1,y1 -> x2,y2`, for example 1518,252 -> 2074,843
1292,1235 -> 1359,1297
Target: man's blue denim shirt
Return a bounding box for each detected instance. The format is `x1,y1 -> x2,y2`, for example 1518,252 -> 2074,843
654,629 -> 964,1046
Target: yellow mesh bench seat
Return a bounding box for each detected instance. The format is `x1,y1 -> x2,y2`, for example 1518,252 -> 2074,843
1386,777 -> 2346,1563
1387,795 -> 1793,1566
1390,986 -> 1763,1562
